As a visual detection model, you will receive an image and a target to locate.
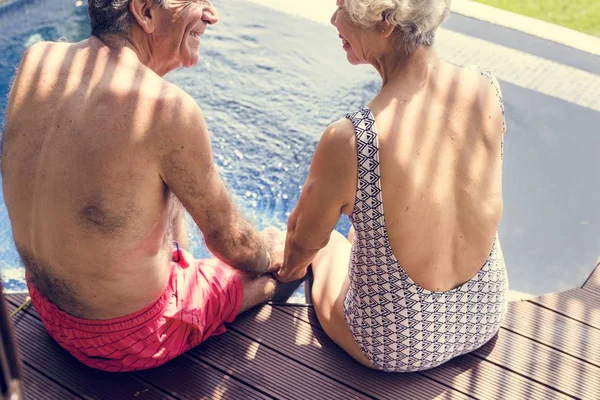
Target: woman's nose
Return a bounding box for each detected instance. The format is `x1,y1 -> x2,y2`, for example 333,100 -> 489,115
330,10 -> 337,27
203,1 -> 219,25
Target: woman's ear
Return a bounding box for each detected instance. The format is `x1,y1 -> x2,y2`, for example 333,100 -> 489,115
381,20 -> 395,38
130,0 -> 156,34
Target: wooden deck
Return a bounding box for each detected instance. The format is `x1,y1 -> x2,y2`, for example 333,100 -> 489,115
5,264 -> 600,400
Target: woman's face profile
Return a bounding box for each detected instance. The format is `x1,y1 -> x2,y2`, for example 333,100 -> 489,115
331,0 -> 384,65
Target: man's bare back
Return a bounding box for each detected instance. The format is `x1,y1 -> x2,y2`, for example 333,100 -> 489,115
1,0 -> 284,372
3,21 -> 279,321
3,38 -> 187,318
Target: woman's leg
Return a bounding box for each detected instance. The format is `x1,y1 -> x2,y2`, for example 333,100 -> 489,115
311,230 -> 375,369
347,226 -> 355,243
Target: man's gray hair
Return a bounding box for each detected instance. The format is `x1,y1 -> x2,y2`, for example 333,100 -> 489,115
343,0 -> 451,53
87,0 -> 170,37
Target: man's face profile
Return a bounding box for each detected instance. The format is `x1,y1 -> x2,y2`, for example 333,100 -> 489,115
150,0 -> 218,70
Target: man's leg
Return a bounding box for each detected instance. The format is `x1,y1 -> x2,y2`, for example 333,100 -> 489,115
239,274 -> 278,313
236,226 -> 284,313
311,230 -> 375,369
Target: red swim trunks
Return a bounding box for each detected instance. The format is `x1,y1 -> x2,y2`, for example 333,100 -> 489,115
26,249 -> 243,372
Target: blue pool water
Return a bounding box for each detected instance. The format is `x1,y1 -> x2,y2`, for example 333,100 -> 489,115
0,0 -> 372,298
1,0 -> 599,298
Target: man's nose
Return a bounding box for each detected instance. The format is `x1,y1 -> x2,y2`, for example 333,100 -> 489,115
203,1 -> 219,25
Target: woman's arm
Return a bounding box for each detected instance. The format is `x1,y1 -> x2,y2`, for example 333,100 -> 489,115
276,119 -> 357,282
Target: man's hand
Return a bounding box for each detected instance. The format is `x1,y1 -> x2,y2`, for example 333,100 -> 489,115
260,227 -> 285,274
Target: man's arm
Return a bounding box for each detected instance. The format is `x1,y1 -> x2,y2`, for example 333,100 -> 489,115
276,120 -> 357,282
1,44 -> 36,175
157,91 -> 270,276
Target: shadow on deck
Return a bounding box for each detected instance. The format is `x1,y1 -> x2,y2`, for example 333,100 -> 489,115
3,264 -> 600,399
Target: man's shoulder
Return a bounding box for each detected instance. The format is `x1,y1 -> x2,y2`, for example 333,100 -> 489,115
134,74 -> 199,116
136,78 -> 207,147
23,40 -> 61,55
156,82 -> 199,113
20,40 -> 74,68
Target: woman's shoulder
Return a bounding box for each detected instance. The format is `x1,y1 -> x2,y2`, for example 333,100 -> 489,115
310,118 -> 358,174
463,65 -> 503,97
462,65 -> 506,134
320,117 -> 357,144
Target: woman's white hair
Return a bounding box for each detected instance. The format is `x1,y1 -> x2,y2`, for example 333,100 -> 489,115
343,0 -> 452,53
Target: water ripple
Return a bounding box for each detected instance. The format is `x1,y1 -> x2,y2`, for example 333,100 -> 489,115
0,0 -> 376,277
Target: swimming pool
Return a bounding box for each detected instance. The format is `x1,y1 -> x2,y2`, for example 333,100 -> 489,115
1,0 -> 599,298
0,0 -> 369,298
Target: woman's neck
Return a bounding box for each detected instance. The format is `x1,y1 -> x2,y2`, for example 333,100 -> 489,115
374,46 -> 441,88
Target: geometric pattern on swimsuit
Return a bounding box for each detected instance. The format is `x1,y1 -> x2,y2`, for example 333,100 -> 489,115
343,101 -> 508,372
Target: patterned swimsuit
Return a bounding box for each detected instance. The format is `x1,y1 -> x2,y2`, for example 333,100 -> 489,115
343,69 -> 508,372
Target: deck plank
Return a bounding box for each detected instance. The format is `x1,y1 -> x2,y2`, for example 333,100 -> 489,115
7,292 -> 28,304
6,296 -> 175,400
424,354 -> 572,400
583,264 -> 600,291
135,355 -> 270,400
274,305 -> 319,329
8,296 -> 373,400
6,295 -> 285,400
530,289 -> 600,330
472,326 -> 600,399
504,300 -> 600,367
21,364 -> 82,400
232,305 -> 469,400
9,294 -> 373,400
189,329 -> 371,400
274,306 -> 574,400
6,289 -> 600,400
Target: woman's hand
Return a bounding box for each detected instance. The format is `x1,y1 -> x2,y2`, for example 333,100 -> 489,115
276,119 -> 357,283
276,264 -> 309,283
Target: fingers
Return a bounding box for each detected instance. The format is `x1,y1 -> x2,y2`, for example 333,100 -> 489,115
261,226 -> 285,241
275,266 -> 308,283
261,226 -> 286,274
264,258 -> 282,274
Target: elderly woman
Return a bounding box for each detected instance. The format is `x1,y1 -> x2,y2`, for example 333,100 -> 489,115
277,0 -> 508,372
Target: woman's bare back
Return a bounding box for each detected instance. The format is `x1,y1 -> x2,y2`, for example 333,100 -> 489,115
367,62 -> 505,292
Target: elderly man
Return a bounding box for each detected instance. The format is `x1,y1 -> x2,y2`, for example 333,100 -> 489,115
1,0 -> 281,372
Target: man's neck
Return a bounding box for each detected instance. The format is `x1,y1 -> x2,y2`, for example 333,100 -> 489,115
90,32 -> 167,77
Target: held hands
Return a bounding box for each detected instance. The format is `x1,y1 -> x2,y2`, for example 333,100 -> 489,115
275,235 -> 310,283
260,227 -> 286,274
275,264 -> 308,283
259,226 -> 310,282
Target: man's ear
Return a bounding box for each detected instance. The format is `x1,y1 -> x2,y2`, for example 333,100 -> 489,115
130,0 -> 156,34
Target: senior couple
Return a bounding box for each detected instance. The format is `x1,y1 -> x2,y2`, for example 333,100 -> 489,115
2,0 -> 508,373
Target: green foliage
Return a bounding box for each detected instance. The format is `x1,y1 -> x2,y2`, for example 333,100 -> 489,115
475,0 -> 600,37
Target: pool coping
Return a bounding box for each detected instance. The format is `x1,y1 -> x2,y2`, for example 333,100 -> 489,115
451,0 -> 600,57
247,0 -> 600,58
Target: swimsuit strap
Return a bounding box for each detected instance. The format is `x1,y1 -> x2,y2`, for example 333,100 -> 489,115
345,106 -> 385,235
468,66 -> 506,159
